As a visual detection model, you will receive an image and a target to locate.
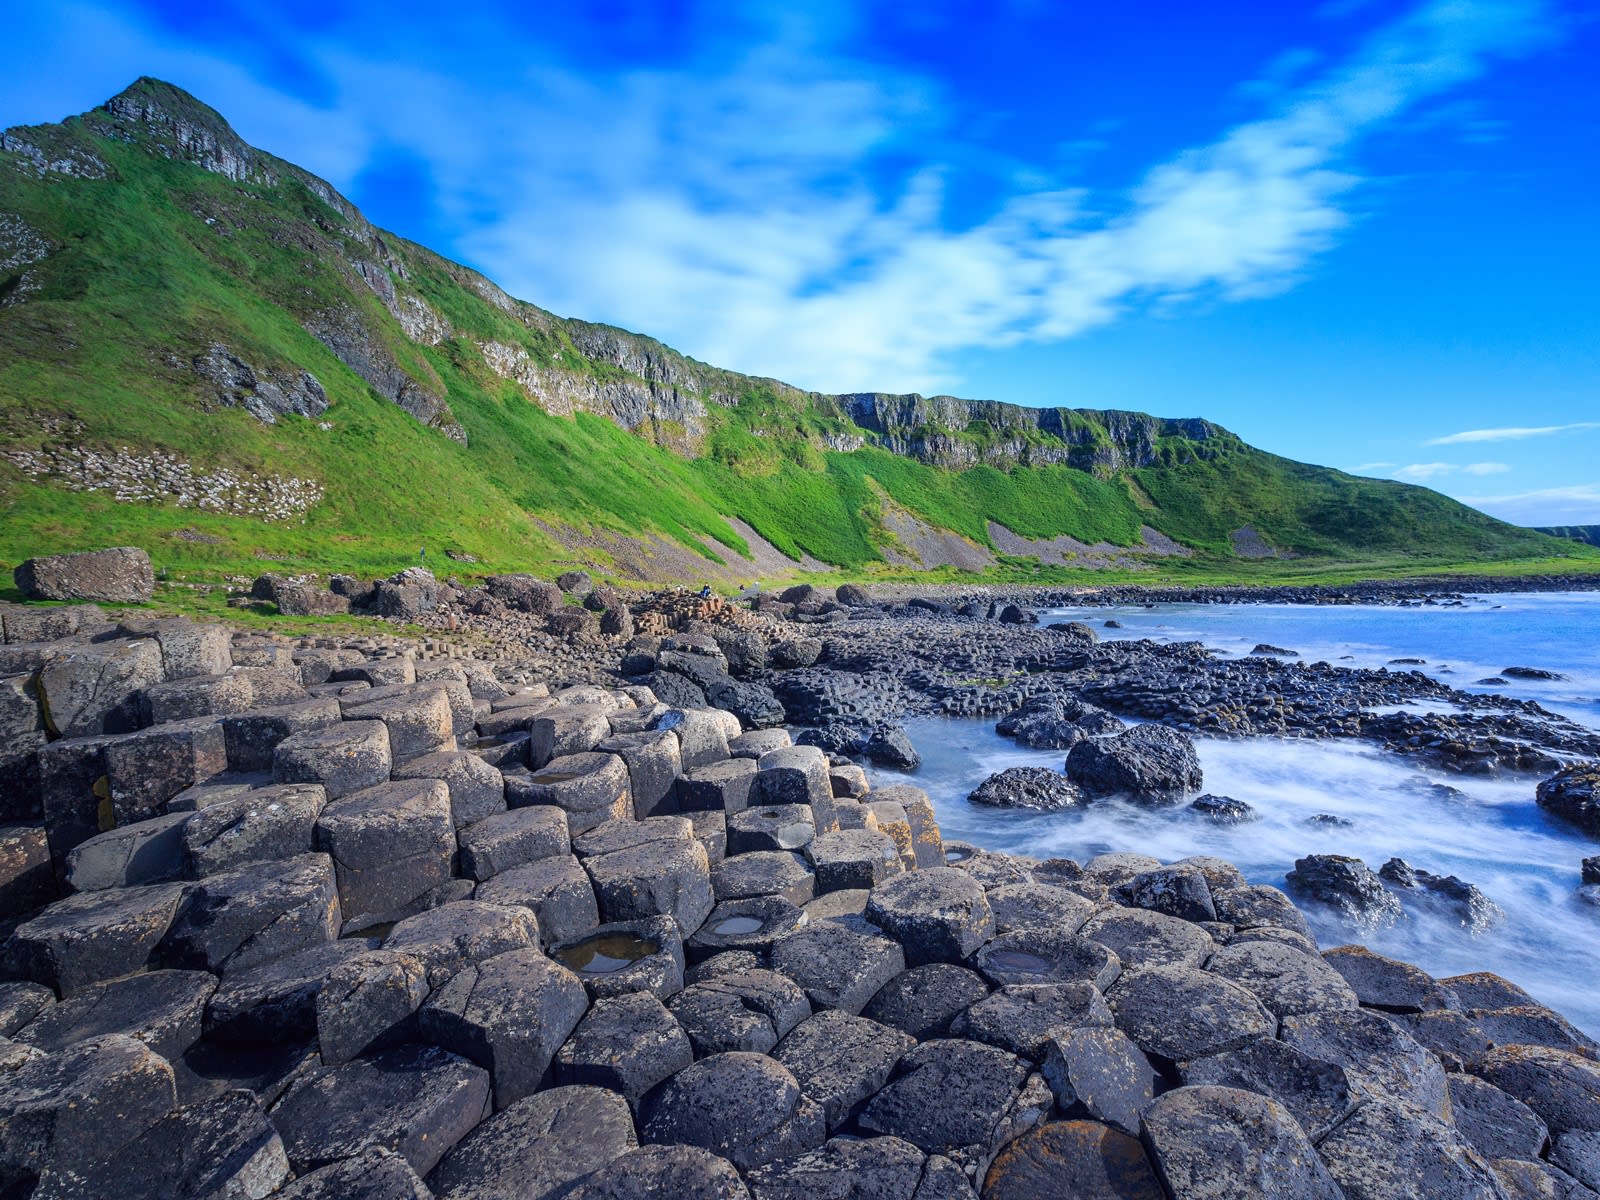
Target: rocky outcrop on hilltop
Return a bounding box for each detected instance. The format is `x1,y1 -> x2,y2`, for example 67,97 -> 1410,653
1,594 -> 1597,1199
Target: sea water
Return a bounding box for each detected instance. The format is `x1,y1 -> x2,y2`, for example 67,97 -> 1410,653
866,593 -> 1600,1034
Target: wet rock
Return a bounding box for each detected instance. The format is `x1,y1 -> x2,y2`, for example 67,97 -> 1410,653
1450,1072 -> 1551,1161
1108,964 -> 1274,1064
31,1086 -> 289,1200
555,992 -> 693,1109
641,1051 -> 826,1171
383,900 -> 541,990
858,1037 -> 1047,1177
429,1085 -> 636,1200
1079,906 -> 1214,971
953,981 -> 1113,1060
685,896 -> 808,961
419,947 -> 590,1109
4,882 -> 186,995
1190,794 -> 1258,824
14,968 -> 214,1062
770,639 -> 823,669
1280,1007 -> 1449,1118
864,725 -> 920,771
549,915 -> 685,1002
1379,858 -> 1504,932
475,854 -> 599,947
1181,1036 -> 1356,1141
865,964 -> 992,1041
1141,1085 -> 1340,1199
1284,855 -> 1403,931
865,867 -> 995,966
1039,1025 -> 1156,1135
1316,1097 -> 1506,1200
1204,940 -> 1357,1018
269,1042 -> 491,1178
458,805 -> 570,882
773,1010 -> 916,1130
981,1120 -> 1163,1200
1322,944 -> 1455,1012
1478,1044 -> 1600,1134
1537,766 -> 1600,838
973,928 -> 1121,990
668,967 -> 811,1057
565,1144 -> 749,1200
14,547 -> 153,603
315,948 -> 429,1065
1065,723 -> 1202,805
0,1034 -> 176,1185
769,921 -> 905,1013
967,767 -> 1085,811
1583,857 -> 1600,886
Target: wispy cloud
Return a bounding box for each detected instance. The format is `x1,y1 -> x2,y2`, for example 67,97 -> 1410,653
1351,461 -> 1397,472
1395,461 -> 1509,480
1459,483 -> 1600,525
1425,421 -> 1600,445
5,0 -> 1562,393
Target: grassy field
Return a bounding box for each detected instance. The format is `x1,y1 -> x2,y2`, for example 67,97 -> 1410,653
3,80 -> 1591,592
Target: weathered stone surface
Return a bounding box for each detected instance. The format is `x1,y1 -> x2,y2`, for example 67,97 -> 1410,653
773,1010 -> 916,1130
0,983 -> 53,1037
597,731 -> 682,821
1284,855 -> 1403,931
1204,940 -> 1358,1018
968,767 -> 1086,811
555,992 -> 694,1109
1040,1025 -> 1156,1135
14,548 -> 153,603
0,1034 -> 176,1184
157,851 -> 339,974
392,749 -> 505,826
430,1085 -> 637,1200
744,1134 -> 941,1200
273,1148 -> 431,1200
274,720 -> 392,799
1108,965 -> 1275,1064
204,938 -> 373,1045
1115,866 -> 1217,923
1322,943 -> 1455,1012
981,1120 -> 1164,1200
14,968 -> 215,1062
476,854 -> 599,947
1141,1085 -> 1341,1200
220,698 -> 341,772
642,1051 -> 826,1171
864,964 -> 992,1041
141,672 -> 255,724
509,752 -> 632,833
1080,905 -> 1215,971
5,882 -> 186,995
858,1038 -> 1047,1176
419,947 -> 589,1109
1280,1007 -> 1449,1117
315,948 -> 429,1065
458,805 -> 569,882
31,1086 -> 289,1200
1450,1072 -> 1552,1162
1211,883 -> 1315,941
565,1144 -> 750,1200
751,746 -> 837,831
549,915 -> 686,1002
269,1043 -> 491,1178
973,929 -> 1121,991
712,850 -> 815,907
315,779 -> 454,922
807,828 -> 903,893
531,708 -> 614,769
954,981 -> 1113,1061
1551,1131 -> 1600,1192
727,803 -> 815,853
383,900 -> 541,990
342,684 -> 456,762
179,781 -> 325,876
983,882 -> 1095,936
669,967 -> 811,1057
1316,1096 -> 1506,1200
1181,1036 -> 1356,1142
65,811 -> 190,891
865,867 -> 995,966
584,835 -> 715,935
1478,1044 -> 1600,1134
686,896 -> 807,962
1065,723 -> 1202,804
769,921 -> 905,1014
120,617 -> 233,680
37,638 -> 164,738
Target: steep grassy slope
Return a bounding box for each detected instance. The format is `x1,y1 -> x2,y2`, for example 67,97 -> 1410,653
0,79 -> 1585,583
1538,526 -> 1600,549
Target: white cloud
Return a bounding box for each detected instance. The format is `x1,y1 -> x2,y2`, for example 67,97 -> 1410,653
1462,461 -> 1511,475
1395,462 -> 1457,480
1458,483 -> 1600,526
1425,422 -> 1600,445
1350,461 -> 1397,472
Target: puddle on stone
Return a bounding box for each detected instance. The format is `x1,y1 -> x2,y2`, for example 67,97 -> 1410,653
531,770 -> 585,784
944,847 -> 973,863
554,933 -> 659,974
984,949 -> 1051,974
712,916 -> 765,936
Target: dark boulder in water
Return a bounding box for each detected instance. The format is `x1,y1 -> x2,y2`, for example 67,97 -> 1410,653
1249,644 -> 1298,658
1503,666 -> 1567,681
1190,794 -> 1258,825
1378,858 -> 1503,933
1284,855 -> 1403,931
1536,764 -> 1600,838
1065,723 -> 1202,805
865,725 -> 920,771
968,767 -> 1086,812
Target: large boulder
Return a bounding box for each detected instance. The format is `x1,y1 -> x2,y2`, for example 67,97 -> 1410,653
1064,724 -> 1201,804
1284,855 -> 1403,931
968,767 -> 1085,812
14,548 -> 154,603
1537,765 -> 1600,838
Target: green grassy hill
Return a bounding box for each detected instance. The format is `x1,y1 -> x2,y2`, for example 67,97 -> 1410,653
1537,526 -> 1600,549
1,79 -> 1589,586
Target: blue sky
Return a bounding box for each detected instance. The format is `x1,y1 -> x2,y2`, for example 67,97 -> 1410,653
8,0 -> 1600,524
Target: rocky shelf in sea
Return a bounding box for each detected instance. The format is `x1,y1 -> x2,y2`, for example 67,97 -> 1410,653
2,565 -> 1600,1199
